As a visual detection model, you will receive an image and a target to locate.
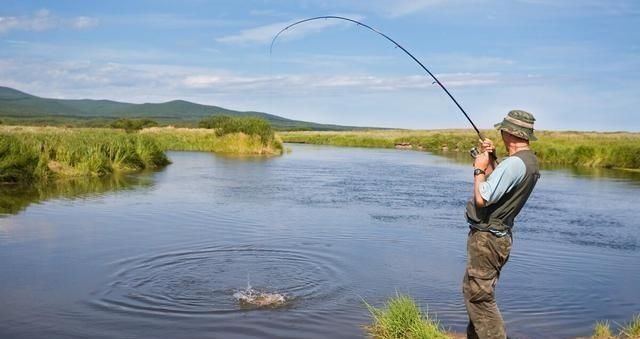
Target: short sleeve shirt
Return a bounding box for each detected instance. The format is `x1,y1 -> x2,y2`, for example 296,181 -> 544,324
479,156 -> 526,205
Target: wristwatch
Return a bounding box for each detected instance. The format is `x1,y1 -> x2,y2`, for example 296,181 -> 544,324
473,168 -> 486,176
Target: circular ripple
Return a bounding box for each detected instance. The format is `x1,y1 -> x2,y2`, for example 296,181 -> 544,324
89,245 -> 347,317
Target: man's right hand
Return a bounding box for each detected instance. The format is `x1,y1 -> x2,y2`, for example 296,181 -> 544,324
480,138 -> 495,154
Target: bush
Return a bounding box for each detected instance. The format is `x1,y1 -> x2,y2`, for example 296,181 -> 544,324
110,118 -> 159,132
199,115 -> 275,145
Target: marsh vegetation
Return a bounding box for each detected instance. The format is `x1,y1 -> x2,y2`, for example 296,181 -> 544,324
0,118 -> 283,184
279,130 -> 640,170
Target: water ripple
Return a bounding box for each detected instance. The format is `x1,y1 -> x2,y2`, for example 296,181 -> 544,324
88,245 -> 348,318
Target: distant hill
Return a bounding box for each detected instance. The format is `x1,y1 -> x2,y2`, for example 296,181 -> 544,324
0,86 -> 359,130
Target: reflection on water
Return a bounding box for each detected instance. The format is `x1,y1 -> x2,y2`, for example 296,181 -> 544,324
541,163 -> 640,183
0,174 -> 154,215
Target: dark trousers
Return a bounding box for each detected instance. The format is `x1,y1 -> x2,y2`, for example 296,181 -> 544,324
462,229 -> 512,339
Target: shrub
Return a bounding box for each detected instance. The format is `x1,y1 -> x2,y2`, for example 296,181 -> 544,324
110,118 -> 159,132
199,115 -> 275,145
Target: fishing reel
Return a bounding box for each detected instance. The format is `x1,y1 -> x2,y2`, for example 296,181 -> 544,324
469,147 -> 480,159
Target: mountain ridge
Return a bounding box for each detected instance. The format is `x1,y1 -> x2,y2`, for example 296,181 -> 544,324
0,86 -> 360,130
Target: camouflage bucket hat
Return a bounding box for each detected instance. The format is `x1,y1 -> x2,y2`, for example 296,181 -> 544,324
494,109 -> 537,141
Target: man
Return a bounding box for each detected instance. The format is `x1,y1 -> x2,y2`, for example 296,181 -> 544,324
463,110 -> 540,339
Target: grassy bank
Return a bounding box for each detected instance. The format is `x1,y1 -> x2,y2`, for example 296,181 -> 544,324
365,294 -> 640,339
140,126 -> 284,155
0,125 -> 283,183
0,126 -> 170,183
279,130 -> 640,170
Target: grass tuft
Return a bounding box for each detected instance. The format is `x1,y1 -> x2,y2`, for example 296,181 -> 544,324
364,293 -> 448,339
593,321 -> 615,339
620,314 -> 640,339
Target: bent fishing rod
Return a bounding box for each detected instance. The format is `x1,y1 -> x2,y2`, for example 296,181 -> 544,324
270,15 -> 488,143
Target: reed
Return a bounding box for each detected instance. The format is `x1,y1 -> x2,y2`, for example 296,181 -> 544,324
0,125 -> 284,183
279,130 -> 640,170
140,126 -> 284,155
364,293 -> 448,339
0,126 -> 169,182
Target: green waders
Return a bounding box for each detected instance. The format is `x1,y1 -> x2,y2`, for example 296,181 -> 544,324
462,229 -> 512,339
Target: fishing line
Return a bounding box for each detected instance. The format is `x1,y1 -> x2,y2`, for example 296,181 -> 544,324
270,15 -> 487,141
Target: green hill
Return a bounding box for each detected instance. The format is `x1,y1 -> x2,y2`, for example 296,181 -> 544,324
0,86 -> 358,130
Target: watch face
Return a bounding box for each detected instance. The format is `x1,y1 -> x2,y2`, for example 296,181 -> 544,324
474,169 -> 485,176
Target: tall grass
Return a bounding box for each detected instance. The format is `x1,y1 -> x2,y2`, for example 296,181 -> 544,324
198,115 -> 276,146
592,314 -> 640,339
279,130 -> 640,170
0,125 -> 284,183
364,293 -> 449,339
140,126 -> 283,155
0,126 -> 169,183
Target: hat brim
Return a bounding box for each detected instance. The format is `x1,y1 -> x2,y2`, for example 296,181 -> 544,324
494,122 -> 537,141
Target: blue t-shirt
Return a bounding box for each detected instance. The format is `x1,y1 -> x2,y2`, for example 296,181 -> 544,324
479,156 -> 526,205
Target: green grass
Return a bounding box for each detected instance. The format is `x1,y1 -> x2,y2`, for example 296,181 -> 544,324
364,293 -> 449,339
593,321 -> 614,339
140,127 -> 283,155
591,314 -> 640,339
620,314 -> 640,339
0,125 -> 283,183
0,126 -> 170,182
279,130 -> 640,170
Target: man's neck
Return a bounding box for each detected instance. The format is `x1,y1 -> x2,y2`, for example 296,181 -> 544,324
508,143 -> 529,156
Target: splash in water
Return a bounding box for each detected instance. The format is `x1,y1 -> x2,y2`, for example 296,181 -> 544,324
233,273 -> 287,308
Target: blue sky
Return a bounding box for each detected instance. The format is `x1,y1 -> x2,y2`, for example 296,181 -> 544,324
1,1 -> 639,131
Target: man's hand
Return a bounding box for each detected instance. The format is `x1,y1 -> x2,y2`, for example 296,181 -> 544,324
474,151 -> 490,171
480,138 -> 495,154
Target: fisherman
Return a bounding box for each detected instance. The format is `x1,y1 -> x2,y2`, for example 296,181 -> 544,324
463,110 -> 540,339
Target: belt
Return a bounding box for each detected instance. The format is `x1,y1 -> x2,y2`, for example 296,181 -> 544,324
469,225 -> 511,238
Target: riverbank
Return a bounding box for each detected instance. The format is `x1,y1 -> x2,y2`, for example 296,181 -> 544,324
140,126 -> 284,155
365,294 -> 640,339
279,130 -> 640,170
0,125 -> 283,183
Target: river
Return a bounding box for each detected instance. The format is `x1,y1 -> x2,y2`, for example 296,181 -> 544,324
1,144 -> 639,338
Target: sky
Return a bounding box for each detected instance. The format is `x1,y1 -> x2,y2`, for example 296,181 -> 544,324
1,0 -> 639,131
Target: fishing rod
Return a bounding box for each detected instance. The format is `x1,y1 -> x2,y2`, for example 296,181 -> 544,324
270,15 -> 488,142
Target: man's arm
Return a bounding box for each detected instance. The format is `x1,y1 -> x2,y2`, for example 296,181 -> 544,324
473,151 -> 491,208
474,156 -> 527,208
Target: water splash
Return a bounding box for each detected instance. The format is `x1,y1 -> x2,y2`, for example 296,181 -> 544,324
233,273 -> 287,308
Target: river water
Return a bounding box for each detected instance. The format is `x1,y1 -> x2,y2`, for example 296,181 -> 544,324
1,144 -> 639,339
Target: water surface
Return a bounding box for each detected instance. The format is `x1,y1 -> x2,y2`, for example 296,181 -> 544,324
1,144 -> 639,338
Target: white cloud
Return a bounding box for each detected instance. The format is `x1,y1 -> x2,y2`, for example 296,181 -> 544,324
0,57 -> 504,104
70,16 -> 99,29
217,14 -> 365,45
0,9 -> 98,34
385,0 -> 446,17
